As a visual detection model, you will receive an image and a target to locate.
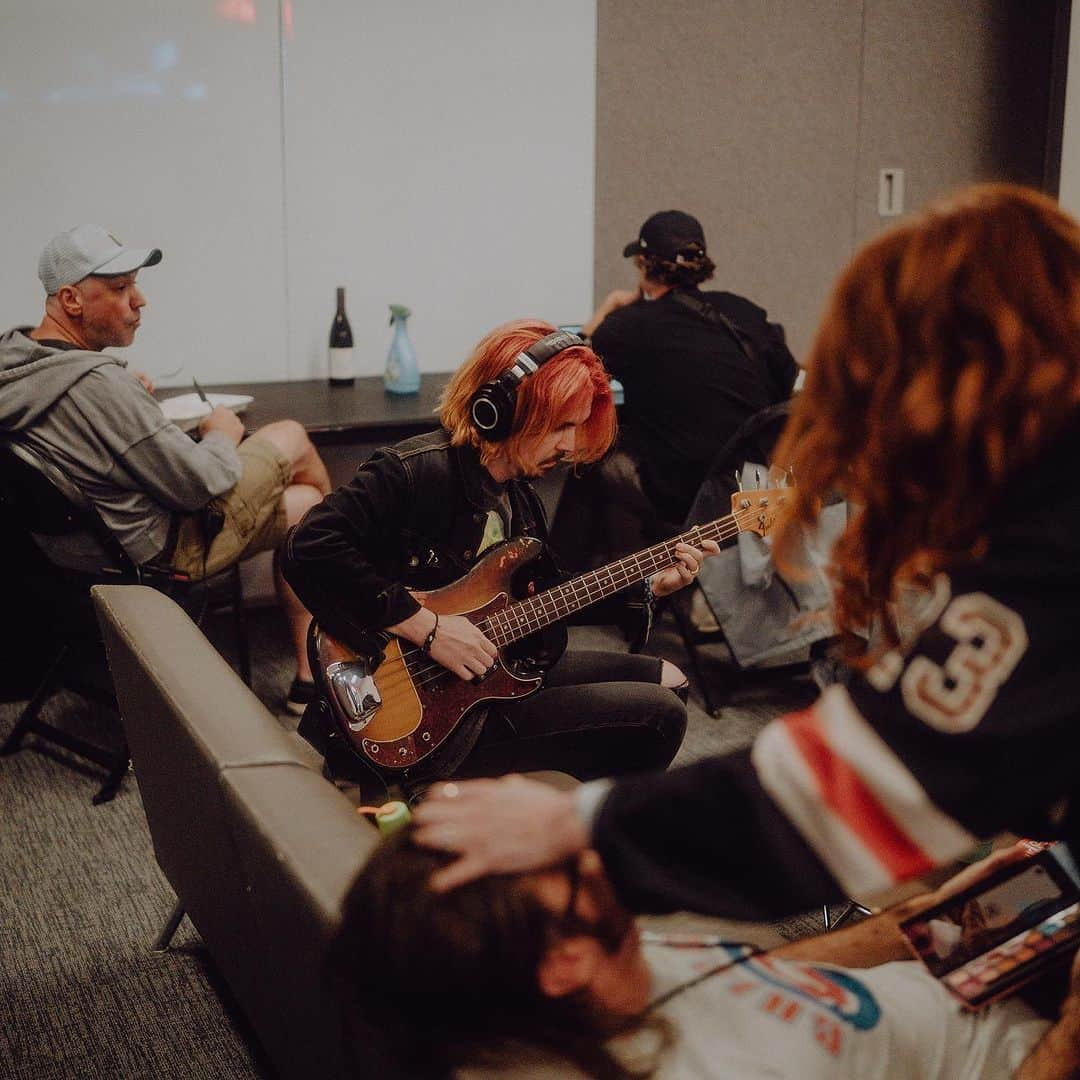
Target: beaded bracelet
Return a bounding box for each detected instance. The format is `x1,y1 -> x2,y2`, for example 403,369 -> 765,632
421,612 -> 440,654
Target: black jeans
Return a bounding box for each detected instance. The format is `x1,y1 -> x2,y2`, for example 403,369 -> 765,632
456,649 -> 686,782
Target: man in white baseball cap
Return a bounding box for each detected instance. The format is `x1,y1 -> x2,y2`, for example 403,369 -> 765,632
0,224 -> 332,714
37,223 -> 163,298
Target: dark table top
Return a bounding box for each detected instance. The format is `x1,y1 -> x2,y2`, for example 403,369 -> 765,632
193,373 -> 448,445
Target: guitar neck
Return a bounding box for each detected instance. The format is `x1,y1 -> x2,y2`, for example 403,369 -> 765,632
481,508 -> 750,647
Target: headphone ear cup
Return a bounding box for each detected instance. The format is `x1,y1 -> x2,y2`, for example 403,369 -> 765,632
469,378 -> 516,442
468,331 -> 582,442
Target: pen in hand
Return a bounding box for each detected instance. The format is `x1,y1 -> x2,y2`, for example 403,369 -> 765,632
192,377 -> 245,444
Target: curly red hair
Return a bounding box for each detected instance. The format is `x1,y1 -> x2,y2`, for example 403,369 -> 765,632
439,318 -> 616,474
773,183 -> 1080,659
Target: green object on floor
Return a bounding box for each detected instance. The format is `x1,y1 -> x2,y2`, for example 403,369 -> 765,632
375,800 -> 411,836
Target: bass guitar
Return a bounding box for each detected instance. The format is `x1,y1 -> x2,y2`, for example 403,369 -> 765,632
313,485 -> 790,774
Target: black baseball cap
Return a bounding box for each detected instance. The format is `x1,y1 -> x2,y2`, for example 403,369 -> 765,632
622,210 -> 706,261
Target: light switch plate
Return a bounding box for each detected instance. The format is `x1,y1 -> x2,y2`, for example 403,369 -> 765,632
879,168 -> 905,216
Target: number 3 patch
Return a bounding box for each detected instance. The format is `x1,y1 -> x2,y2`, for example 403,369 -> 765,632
901,593 -> 1028,733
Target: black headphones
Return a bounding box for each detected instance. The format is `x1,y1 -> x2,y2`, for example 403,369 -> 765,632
468,330 -> 583,442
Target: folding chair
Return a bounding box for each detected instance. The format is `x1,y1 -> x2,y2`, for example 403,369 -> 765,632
0,439 -> 251,803
634,401 -> 828,714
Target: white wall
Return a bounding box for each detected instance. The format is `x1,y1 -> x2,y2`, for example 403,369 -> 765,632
1060,3 -> 1080,216
0,1 -> 596,385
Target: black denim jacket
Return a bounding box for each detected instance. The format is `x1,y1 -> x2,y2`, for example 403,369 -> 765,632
282,429 -> 548,650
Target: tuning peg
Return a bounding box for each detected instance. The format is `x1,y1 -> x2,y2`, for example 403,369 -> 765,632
735,468 -> 743,492
755,467 -> 762,489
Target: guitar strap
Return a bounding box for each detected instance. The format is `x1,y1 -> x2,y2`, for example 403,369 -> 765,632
670,288 -> 756,363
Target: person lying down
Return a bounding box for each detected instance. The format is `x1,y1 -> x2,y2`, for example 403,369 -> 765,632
330,831 -> 1067,1080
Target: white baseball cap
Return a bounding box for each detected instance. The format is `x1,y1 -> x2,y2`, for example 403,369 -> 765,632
38,224 -> 162,295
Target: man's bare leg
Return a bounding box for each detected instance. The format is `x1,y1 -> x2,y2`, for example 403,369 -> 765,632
247,420 -> 331,678
250,419 -> 332,496
275,482 -> 325,679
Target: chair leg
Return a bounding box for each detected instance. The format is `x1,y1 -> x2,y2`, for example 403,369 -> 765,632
92,743 -> 131,804
1,646 -> 69,754
153,899 -> 187,952
229,567 -> 252,687
4,644 -> 130,804
668,590 -> 721,715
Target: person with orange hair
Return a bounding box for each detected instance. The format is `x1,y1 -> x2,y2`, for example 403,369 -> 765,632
413,185 -> 1080,927
282,319 -> 715,793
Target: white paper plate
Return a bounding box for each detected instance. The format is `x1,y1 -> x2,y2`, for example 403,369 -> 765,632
159,392 -> 254,431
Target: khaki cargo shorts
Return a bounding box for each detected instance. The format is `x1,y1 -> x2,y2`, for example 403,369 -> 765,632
170,436 -> 291,579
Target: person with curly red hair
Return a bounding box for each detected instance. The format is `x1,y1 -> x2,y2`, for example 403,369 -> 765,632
414,185 -> 1080,927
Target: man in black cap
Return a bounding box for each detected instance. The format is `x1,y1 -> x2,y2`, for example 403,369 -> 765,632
582,210 -> 798,535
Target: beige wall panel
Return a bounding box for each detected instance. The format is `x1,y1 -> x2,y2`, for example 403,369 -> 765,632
854,0 -> 1043,242
596,0 -> 864,361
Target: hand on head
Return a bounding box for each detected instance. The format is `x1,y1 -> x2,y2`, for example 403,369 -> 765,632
413,774 -> 590,891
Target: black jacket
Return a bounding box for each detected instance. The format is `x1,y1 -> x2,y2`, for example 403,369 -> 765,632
592,287 -> 798,522
283,429 -> 548,650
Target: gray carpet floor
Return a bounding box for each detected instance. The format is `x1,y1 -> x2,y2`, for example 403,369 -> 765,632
1,604 -> 827,1079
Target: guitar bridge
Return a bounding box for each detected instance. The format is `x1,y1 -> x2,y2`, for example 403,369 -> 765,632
326,659 -> 382,732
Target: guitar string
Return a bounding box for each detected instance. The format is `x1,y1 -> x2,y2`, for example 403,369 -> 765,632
376,503 -> 776,695
361,499 -> 787,696
398,516 -> 754,693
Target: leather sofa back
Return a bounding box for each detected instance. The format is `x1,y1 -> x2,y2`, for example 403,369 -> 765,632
93,584 -> 379,1079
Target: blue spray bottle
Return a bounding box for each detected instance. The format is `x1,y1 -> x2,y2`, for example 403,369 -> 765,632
384,304 -> 419,395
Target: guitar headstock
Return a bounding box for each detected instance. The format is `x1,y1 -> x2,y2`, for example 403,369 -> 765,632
730,471 -> 793,538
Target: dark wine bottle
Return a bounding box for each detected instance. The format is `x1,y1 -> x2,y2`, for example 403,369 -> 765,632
328,286 -> 355,386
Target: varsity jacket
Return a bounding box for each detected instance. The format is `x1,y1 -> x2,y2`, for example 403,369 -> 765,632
591,420 -> 1080,919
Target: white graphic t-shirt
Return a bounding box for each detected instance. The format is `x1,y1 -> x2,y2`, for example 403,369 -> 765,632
616,944 -> 1049,1079
459,943 -> 1049,1079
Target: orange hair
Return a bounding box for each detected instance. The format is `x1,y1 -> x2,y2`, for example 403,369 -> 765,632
773,183 -> 1080,659
439,318 -> 616,474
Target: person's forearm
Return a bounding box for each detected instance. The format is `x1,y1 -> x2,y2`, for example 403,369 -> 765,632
592,750 -> 841,920
1017,997 -> 1080,1080
768,899 -> 925,968
388,606 -> 438,646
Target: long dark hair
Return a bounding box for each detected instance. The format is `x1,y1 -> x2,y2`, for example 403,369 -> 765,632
330,830 -> 648,1079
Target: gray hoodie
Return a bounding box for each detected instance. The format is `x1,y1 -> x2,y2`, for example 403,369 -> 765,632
0,328 -> 242,565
